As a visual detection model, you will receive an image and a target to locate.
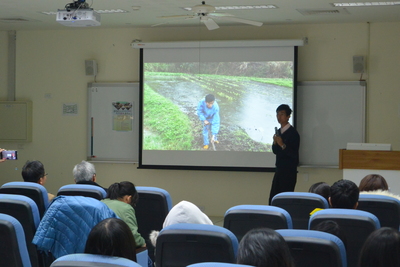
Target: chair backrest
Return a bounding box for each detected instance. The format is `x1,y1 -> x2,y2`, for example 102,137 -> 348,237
156,223 -> 238,267
358,193 -> 400,229
0,181 -> 49,218
0,194 -> 41,267
50,253 -> 141,267
277,229 -> 347,267
0,213 -> 32,267
57,184 -> 107,200
271,192 -> 329,229
135,186 -> 172,263
309,209 -> 380,267
33,195 -> 117,259
223,205 -> 292,241
188,263 -> 254,267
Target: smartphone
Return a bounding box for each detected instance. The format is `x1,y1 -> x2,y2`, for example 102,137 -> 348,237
0,150 -> 18,160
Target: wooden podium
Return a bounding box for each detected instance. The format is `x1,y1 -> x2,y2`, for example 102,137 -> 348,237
339,149 -> 400,194
339,149 -> 400,170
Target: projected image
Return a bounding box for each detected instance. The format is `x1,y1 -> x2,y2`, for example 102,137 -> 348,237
143,61 -> 293,152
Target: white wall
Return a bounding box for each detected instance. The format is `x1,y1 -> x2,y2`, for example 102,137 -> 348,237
0,22 -> 398,216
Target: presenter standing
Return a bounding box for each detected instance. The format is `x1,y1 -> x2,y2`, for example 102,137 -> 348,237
269,104 -> 300,204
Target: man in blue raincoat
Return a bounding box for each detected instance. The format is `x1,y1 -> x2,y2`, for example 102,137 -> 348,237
197,94 -> 220,149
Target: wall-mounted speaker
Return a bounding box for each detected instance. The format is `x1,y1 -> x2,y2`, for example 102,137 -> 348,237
85,60 -> 98,76
353,56 -> 365,73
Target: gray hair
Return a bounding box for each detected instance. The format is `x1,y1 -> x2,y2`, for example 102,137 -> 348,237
73,160 -> 96,182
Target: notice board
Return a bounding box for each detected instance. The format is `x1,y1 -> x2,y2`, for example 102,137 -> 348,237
87,83 -> 139,162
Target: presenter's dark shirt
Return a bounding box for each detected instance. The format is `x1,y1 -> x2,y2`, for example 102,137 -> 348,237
272,126 -> 300,169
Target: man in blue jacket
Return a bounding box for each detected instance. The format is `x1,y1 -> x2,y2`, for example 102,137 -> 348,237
197,94 -> 220,150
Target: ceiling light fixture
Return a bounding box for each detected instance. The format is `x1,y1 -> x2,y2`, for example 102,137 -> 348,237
331,1 -> 400,7
182,5 -> 277,11
40,9 -> 129,15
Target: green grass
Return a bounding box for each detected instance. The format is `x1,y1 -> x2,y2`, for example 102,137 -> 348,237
143,84 -> 194,150
145,72 -> 293,88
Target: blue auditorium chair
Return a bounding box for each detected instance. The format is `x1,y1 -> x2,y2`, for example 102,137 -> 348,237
50,253 -> 141,267
358,193 -> 400,229
135,186 -> 172,263
277,229 -> 347,267
57,184 -> 107,200
309,208 -> 380,267
188,263 -> 254,267
0,181 -> 49,218
156,223 -> 238,267
0,213 -> 32,267
0,194 -> 41,267
223,204 -> 292,241
271,192 -> 329,229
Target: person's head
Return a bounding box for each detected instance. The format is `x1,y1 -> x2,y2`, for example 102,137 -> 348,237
85,218 -> 137,261
21,160 -> 47,185
330,179 -> 359,209
276,104 -> 292,125
358,227 -> 400,267
311,220 -> 347,248
237,228 -> 295,267
107,181 -> 138,207
73,160 -> 96,183
205,94 -> 215,108
309,182 -> 331,204
149,200 -> 213,247
359,174 -> 388,192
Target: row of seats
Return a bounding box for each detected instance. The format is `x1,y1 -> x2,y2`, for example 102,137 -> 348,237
270,191 -> 400,230
0,182 -> 396,267
0,182 -> 167,267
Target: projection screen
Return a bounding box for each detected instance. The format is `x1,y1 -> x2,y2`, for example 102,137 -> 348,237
133,40 -> 303,171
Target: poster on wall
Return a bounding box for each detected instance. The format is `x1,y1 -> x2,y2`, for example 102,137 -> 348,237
112,101 -> 133,132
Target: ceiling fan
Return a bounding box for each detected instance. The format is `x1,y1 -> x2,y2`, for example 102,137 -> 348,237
154,1 -> 263,30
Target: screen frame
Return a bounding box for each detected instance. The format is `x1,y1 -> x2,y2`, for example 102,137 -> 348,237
136,40 -> 301,172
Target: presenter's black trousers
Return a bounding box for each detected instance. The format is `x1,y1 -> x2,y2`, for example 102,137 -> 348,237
268,167 -> 297,205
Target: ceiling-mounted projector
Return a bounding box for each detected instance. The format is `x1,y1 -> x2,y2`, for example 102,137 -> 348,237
56,8 -> 101,27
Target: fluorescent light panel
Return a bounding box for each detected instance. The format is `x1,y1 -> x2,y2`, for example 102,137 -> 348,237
40,9 -> 129,15
331,1 -> 400,6
182,5 -> 277,11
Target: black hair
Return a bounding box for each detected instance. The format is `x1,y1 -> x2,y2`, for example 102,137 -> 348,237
205,94 -> 215,103
330,180 -> 359,209
309,182 -> 331,204
21,160 -> 45,183
237,228 -> 295,267
311,220 -> 347,248
276,104 -> 292,116
107,181 -> 139,207
84,218 -> 137,261
358,227 -> 400,267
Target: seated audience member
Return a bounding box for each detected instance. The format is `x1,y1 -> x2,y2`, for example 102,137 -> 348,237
73,160 -> 107,192
358,227 -> 400,267
149,200 -> 213,247
22,160 -> 55,201
237,228 -> 295,267
311,220 -> 347,248
358,174 -> 400,200
329,179 -> 359,209
309,182 -> 331,204
359,174 -> 388,192
85,217 -> 137,262
101,181 -> 146,248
